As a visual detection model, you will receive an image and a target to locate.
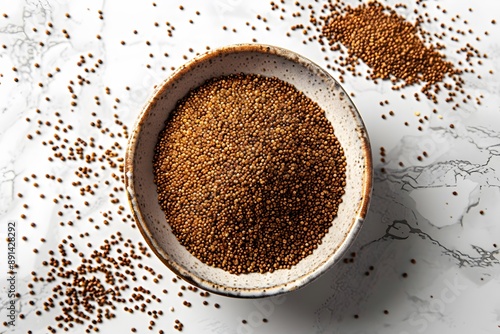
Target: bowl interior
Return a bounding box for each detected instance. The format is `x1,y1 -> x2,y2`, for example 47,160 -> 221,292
125,44 -> 372,297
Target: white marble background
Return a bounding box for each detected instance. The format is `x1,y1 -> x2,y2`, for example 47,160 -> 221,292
1,0 -> 500,333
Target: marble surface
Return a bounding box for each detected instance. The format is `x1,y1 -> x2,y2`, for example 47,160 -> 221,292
1,0 -> 500,333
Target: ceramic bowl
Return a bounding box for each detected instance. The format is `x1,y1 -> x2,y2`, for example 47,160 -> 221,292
125,44 -> 372,298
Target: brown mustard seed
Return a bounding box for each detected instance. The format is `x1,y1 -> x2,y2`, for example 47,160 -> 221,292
153,73 -> 347,275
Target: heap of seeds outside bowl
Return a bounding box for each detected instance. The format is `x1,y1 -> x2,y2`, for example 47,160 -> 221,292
153,73 -> 347,275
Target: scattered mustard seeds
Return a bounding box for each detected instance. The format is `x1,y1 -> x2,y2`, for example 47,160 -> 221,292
154,73 -> 347,274
320,1 -> 459,97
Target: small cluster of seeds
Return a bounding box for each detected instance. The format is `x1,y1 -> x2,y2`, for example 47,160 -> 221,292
320,2 -> 459,96
21,231 -> 216,333
23,233 -> 163,333
273,0 -> 493,108
154,73 -> 347,274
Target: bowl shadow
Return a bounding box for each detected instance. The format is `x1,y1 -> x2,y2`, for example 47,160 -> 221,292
267,168 -> 425,332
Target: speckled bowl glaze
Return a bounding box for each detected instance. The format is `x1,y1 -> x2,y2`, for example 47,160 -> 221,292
125,44 -> 372,298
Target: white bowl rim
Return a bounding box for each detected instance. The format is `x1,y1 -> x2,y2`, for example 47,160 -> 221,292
125,43 -> 373,298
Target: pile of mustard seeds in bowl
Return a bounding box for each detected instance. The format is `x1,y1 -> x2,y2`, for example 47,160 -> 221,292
153,73 -> 347,275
